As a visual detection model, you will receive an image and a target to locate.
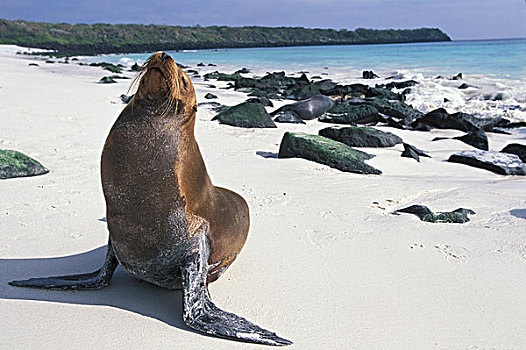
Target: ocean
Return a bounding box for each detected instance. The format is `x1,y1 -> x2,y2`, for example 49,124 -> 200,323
83,39 -> 526,121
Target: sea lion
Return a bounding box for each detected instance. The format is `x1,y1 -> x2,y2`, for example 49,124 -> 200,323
273,110 -> 306,124
271,94 -> 334,120
9,51 -> 291,346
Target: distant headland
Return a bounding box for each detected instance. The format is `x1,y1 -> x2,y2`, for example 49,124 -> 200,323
0,18 -> 451,56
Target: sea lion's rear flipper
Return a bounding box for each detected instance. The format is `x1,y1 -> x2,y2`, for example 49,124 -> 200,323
181,234 -> 292,346
8,240 -> 118,291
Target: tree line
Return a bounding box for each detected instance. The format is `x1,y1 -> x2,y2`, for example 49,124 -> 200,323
0,19 -> 451,55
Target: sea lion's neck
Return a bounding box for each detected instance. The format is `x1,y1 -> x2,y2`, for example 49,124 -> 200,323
111,99 -> 210,207
116,98 -> 194,128
174,114 -> 213,216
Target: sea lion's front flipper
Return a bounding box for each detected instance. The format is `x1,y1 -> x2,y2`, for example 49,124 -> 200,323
182,234 -> 292,346
9,240 -> 118,291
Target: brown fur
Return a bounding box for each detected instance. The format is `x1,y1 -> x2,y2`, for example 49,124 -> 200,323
101,52 -> 249,286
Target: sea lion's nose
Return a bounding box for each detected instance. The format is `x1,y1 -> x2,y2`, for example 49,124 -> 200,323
160,52 -> 170,62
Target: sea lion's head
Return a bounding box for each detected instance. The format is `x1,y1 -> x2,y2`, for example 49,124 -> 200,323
133,51 -> 196,122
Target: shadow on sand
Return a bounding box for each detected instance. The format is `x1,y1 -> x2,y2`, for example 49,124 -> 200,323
510,208 -> 526,219
256,151 -> 279,159
0,246 -> 199,335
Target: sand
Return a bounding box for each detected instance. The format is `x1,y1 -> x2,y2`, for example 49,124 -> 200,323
1,45 -> 525,350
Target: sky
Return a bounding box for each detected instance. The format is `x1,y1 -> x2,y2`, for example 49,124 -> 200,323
1,0 -> 525,40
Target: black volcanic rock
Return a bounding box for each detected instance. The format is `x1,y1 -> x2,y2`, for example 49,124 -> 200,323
363,98 -> 423,126
197,102 -> 228,113
401,143 -> 431,162
289,84 -> 321,100
98,76 -> 117,84
395,205 -> 475,223
454,130 -> 489,150
501,144 -> 526,163
329,83 -> 369,97
448,150 -> 526,175
458,83 -> 474,89
414,108 -> 501,132
246,97 -> 273,107
494,119 -> 526,129
319,126 -> 403,148
313,79 -> 338,94
483,92 -> 508,101
384,117 -> 406,129
365,88 -> 403,101
413,108 -> 479,132
120,94 -> 134,104
401,145 -> 421,162
377,80 -> 418,90
362,70 -> 379,79
319,104 -> 381,125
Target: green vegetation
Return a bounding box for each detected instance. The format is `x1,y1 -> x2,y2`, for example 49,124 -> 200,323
0,18 -> 451,55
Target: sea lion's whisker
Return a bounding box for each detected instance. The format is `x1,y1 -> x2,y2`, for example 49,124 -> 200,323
127,57 -> 153,96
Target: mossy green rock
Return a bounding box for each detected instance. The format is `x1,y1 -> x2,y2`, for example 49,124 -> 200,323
278,132 -> 381,174
396,205 -> 475,223
212,102 -> 276,128
89,62 -> 123,73
319,104 -> 381,124
203,71 -> 244,81
98,76 -> 117,84
319,126 -> 403,148
0,149 -> 49,179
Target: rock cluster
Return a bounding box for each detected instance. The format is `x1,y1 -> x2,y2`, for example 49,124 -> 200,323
203,69 -> 525,176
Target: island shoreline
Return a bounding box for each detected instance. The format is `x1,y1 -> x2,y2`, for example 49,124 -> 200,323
0,18 -> 451,56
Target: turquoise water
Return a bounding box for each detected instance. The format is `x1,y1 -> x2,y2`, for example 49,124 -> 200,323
92,39 -> 526,79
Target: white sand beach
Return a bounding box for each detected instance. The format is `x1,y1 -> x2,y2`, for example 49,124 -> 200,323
1,45 -> 526,349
